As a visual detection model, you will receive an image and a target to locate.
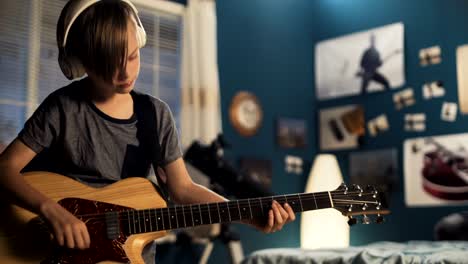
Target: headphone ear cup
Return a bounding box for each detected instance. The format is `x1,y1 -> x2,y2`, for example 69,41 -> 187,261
136,25 -> 146,48
58,49 -> 86,80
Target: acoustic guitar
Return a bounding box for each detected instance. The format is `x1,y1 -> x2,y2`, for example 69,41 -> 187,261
0,172 -> 389,264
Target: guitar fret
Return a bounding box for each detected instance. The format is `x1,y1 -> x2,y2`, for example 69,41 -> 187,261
217,203 -> 221,222
127,211 -> 132,234
236,200 -> 242,220
171,207 -> 177,228
248,199 -> 253,219
189,205 -> 195,226
207,203 -> 212,224
154,209 -> 159,232
312,193 -> 318,209
227,202 -> 231,222
258,198 -> 264,216
161,208 -> 165,230
297,194 -> 304,211
198,204 -> 203,225
184,205 -> 193,227
148,209 -> 152,231
183,205 -> 187,227
166,207 -> 172,229
137,210 -> 142,233
173,206 -> 178,229
142,210 -> 147,233
132,210 -> 137,234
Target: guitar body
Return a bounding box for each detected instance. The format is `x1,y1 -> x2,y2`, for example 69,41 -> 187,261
0,172 -> 167,264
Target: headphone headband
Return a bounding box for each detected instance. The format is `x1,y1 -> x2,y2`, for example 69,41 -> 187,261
60,0 -> 144,47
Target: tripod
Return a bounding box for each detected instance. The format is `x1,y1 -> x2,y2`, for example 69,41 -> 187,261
198,223 -> 244,264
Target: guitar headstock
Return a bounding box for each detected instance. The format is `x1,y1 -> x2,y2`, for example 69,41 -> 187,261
331,183 -> 390,225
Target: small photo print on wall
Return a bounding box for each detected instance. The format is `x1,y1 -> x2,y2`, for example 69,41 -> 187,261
276,118 -> 307,148
404,113 -> 426,132
315,22 -> 405,100
393,87 -> 415,110
404,134 -> 468,206
441,102 -> 458,122
319,105 -> 365,151
423,80 -> 445,100
349,149 -> 398,193
367,114 -> 389,137
419,45 -> 441,66
239,157 -> 272,191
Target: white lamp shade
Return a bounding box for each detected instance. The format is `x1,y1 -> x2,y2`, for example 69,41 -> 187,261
300,154 -> 350,249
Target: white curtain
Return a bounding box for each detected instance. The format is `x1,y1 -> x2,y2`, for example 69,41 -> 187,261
180,0 -> 222,148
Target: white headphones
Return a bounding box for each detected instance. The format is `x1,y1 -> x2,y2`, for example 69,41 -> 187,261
57,0 -> 147,80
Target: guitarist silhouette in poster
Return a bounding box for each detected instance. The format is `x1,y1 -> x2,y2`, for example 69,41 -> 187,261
357,34 -> 392,94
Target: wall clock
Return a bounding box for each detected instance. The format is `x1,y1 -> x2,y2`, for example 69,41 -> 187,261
229,91 -> 263,137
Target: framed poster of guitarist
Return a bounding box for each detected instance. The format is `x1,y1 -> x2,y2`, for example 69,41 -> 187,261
0,1 -> 299,263
315,22 -> 405,100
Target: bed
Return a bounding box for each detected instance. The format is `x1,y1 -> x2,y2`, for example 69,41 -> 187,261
241,241 -> 468,264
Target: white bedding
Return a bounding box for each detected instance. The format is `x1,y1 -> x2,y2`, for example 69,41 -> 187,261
241,241 -> 468,264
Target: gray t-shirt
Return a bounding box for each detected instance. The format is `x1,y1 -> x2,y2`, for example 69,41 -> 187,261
19,77 -> 183,186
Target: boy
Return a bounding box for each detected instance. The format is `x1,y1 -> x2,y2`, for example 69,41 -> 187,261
0,0 -> 295,263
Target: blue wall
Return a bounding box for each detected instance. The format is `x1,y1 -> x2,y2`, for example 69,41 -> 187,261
215,0 -> 318,261
214,0 -> 468,262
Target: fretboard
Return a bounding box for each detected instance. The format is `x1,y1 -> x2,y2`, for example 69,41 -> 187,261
120,192 -> 333,235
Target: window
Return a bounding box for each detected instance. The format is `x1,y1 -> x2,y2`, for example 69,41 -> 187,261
0,0 -> 184,152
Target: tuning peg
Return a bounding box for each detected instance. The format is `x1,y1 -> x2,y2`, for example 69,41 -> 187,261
352,184 -> 363,196
361,203 -> 368,211
340,182 -> 349,194
347,216 -> 357,226
375,214 -> 385,224
361,215 -> 371,225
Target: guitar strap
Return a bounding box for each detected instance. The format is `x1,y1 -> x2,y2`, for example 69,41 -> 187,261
134,93 -> 170,202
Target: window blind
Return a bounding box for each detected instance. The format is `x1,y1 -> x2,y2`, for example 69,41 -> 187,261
0,0 -> 31,151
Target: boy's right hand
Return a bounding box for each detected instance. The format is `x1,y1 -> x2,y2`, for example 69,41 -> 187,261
40,200 -> 90,249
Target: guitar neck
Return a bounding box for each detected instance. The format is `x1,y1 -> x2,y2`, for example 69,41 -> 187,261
122,192 -> 332,235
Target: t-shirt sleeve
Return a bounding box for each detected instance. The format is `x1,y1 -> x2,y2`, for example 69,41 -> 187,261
18,93 -> 61,154
157,101 -> 183,166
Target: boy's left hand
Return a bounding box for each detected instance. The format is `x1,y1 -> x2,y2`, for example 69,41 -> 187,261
246,200 -> 296,233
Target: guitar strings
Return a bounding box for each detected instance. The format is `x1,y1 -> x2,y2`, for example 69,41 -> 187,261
73,192 -> 381,220
70,192 -> 382,221
102,199 -> 383,231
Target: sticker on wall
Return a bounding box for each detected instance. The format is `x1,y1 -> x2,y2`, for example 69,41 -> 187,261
239,157 -> 273,190
315,22 -> 405,100
404,134 -> 468,206
441,102 -> 458,122
349,148 -> 398,194
423,80 -> 445,99
405,113 -> 426,132
456,45 -> 468,114
284,155 -> 303,175
393,88 -> 415,110
367,114 -> 389,137
276,117 -> 307,148
419,45 -> 442,66
319,105 -> 365,151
